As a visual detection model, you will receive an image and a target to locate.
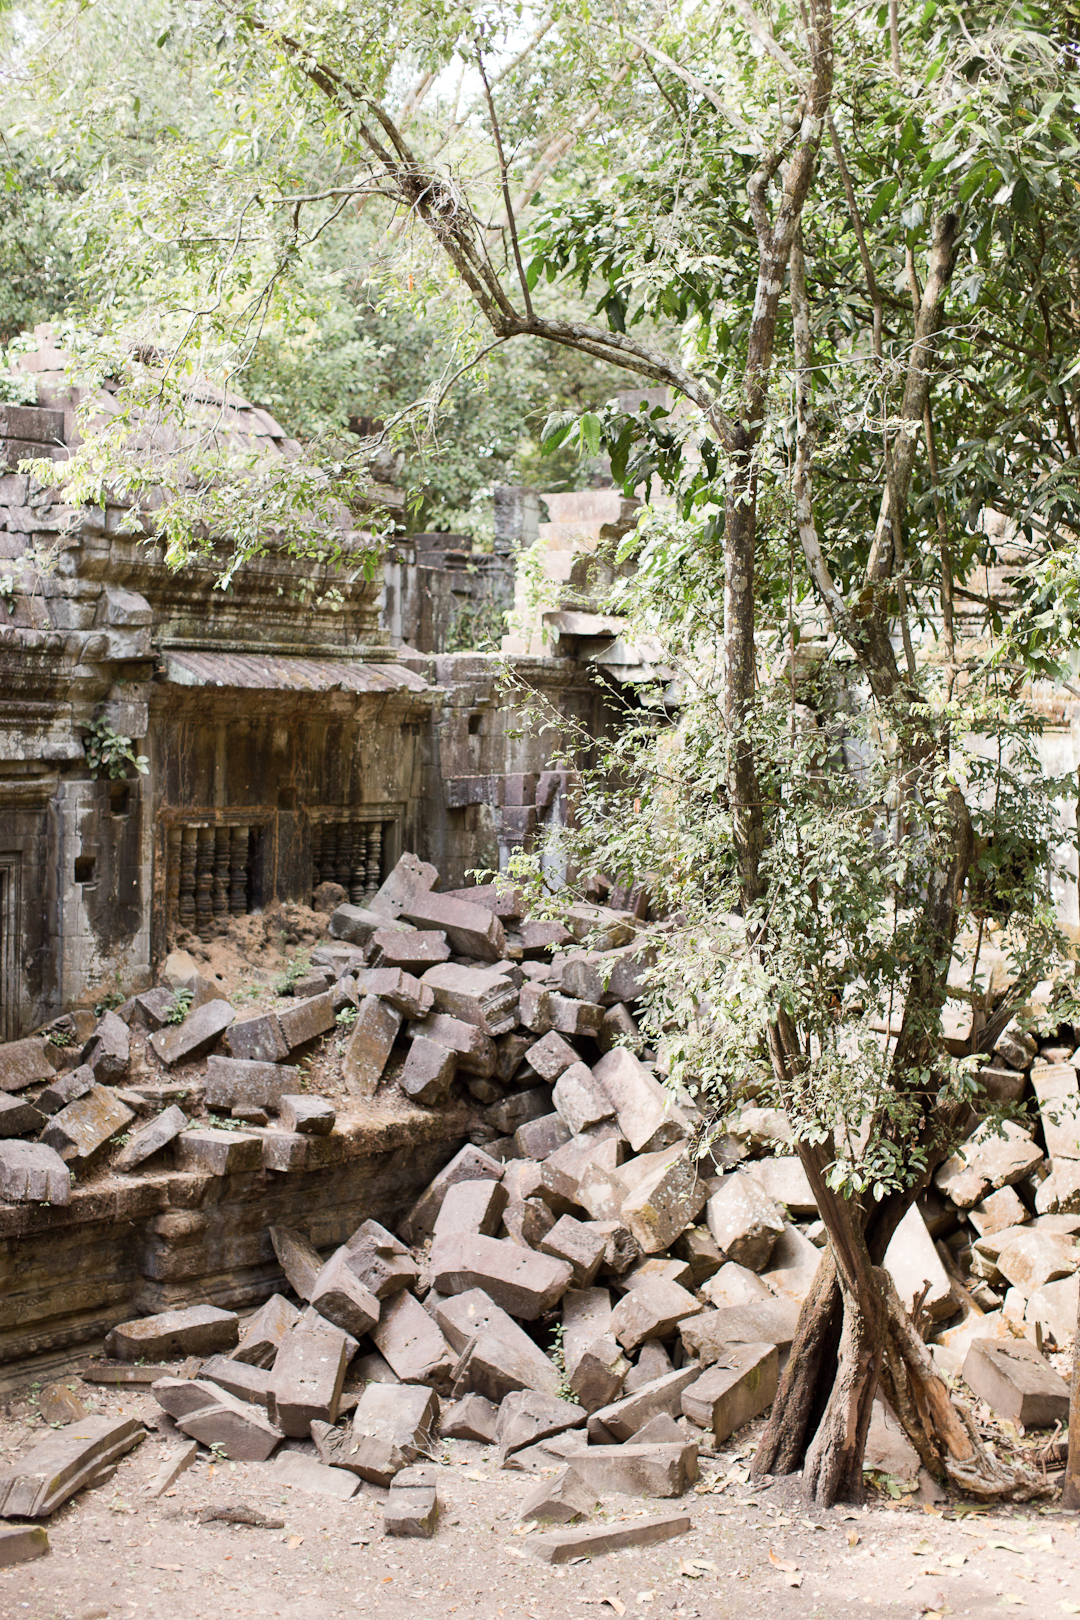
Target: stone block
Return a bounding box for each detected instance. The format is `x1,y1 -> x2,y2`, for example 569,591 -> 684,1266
496,1032 -> 532,1082
0,1036 -> 54,1092
400,890 -> 507,962
680,1300 -> 802,1365
371,1290 -> 454,1387
114,1104 -> 187,1171
1025,1272 -> 1079,1344
969,1185 -> 1028,1238
884,1205 -> 956,1321
566,1442 -> 698,1499
384,1485 -> 438,1536
200,1355 -> 272,1409
205,1056 -> 297,1111
0,1140 -> 70,1205
962,1336 -> 1069,1428
352,1348 -> 400,1385
552,1062 -> 616,1135
671,1226 -> 723,1288
225,1011 -> 289,1063
371,852 -> 440,918
289,971 -> 334,999
431,1232 -> 573,1319
621,1145 -> 706,1255
978,1063 -> 1029,1104
105,1305 -> 239,1362
609,1277 -> 701,1353
310,1247 -> 381,1337
525,1512 -> 691,1564
82,1010 -> 129,1081
372,928 -> 450,972
619,1257 -> 694,1294
420,962 -> 518,1035
433,1177 -> 509,1240
37,1382 -> 86,1424
267,1324 -> 349,1437
279,1094 -> 335,1134
503,1195 -> 557,1249
705,1173 -> 786,1271
441,1393 -> 499,1442
177,1390 -> 283,1461
995,1230 -> 1079,1295
175,1128 -> 263,1176
150,1000 -> 235,1065
41,1084 -> 133,1169
598,1003 -> 639,1053
701,1260 -> 773,1310
341,996 -> 402,1097
549,995 -> 605,1038
994,1021 -> 1037,1071
352,966 -> 434,1019
277,992 -> 335,1052
275,1450 -> 360,1499
271,1225 -> 325,1299
540,1215 -> 606,1288
575,1148 -> 633,1222
568,1333 -> 629,1413
407,1012 -> 496,1076
35,1065 -> 94,1115
0,1095 -> 43,1137
514,1112 -> 572,1161
864,1396 -> 921,1480
232,1294 -> 299,1367
399,1143 -> 504,1244
1037,1162 -> 1080,1214
526,1032 -> 580,1082
518,982 -> 555,1033
487,1086 -> 553,1136
496,1391 -> 587,1462
0,1416 -> 144,1517
680,1342 -> 777,1442
624,1341 -> 674,1393
1031,1063 -> 1080,1159
435,1289 -> 562,1401
0,1526 -> 49,1567
965,1118 -> 1044,1189
400,1036 -> 457,1105
144,1441 -> 199,1498
348,1383 -> 440,1485
344,1219 -> 420,1298
588,1366 -> 701,1442
761,1222 -> 822,1303
520,1466 -> 597,1524
744,1156 -> 817,1216
592,1048 -> 681,1152
133,987 -> 181,1030
328,902 -> 388,945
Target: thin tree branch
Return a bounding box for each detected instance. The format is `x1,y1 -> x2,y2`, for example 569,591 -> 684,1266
476,45 -> 534,320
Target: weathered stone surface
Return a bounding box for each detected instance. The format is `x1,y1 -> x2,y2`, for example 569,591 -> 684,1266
433,1177 -> 509,1240
591,1049 -> 682,1152
1037,1161 -> 1080,1214
371,1290 -> 454,1387
487,1086 -> 554,1137
420,962 -> 518,1035
407,1012 -> 496,1077
588,1367 -> 701,1443
384,1484 -> 438,1536
680,1342 -> 777,1442
621,1145 -> 706,1255
372,928 -> 450,972
561,1286 -> 613,1370
441,1393 -> 499,1442
341,996 -> 402,1097
0,1140 -> 70,1205
566,1442 -> 698,1500
526,1512 -> 691,1563
278,1093 -> 336,1135
963,1337 -> 1069,1428
0,1416 -> 144,1517
400,889 -> 507,961
540,1215 -> 606,1289
705,1174 -> 786,1271
743,1156 -> 816,1216
884,1204 -> 956,1320
969,1185 -> 1028,1238
144,1441 -> 198,1499
1025,1271 -> 1079,1344
350,967 -> 434,1020
178,1390 -> 283,1461
35,1064 -> 94,1115
277,992 -> 336,1051
864,1396 -> 921,1481
330,902 -> 394,945
267,1324 -> 349,1437
37,1381 -> 87,1425
266,1224 -> 324,1301
200,1355 -> 272,1409
150,1000 -> 235,1066
310,1247 -> 381,1338
496,1032 -> 532,1083
133,987 -> 179,1030
978,1062 -> 1029,1104
0,1094 -> 43,1137
568,1333 -> 629,1413
548,995 -> 605,1038
352,1348 -> 400,1385
965,1119 -> 1043,1189
995,1230 -> 1080,1294
106,1304 -> 238,1362
231,1294 -> 300,1367
527,1032 -> 580,1082
1031,1063 -> 1080,1159
431,1232 -> 573,1320
114,1104 -> 187,1171
343,1219 -> 420,1299
82,1010 -> 130,1081
551,1062 -> 615,1136
0,1037 -> 54,1093
496,1391 -> 587,1462
371,852 -> 440,918
701,1260 -> 773,1310
574,1147 -> 632,1222
680,1300 -> 802,1365
348,1383 -> 440,1485
41,1085 -> 134,1168
205,1056 -> 296,1111
399,1144 -> 504,1245
761,1223 -> 822,1303
435,1289 -> 562,1402
994,1021 -> 1037,1071
514,1112 -> 572,1161
175,1127 -> 263,1176
0,1525 -> 49,1567
275,1449 -> 361,1499
520,1466 -> 597,1524
225,1011 -> 289,1063
400,1036 -> 457,1105
609,1277 -> 702,1353
624,1341 -> 673,1393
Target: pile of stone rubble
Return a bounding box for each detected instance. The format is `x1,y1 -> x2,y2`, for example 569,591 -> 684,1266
1,852 -> 1079,1547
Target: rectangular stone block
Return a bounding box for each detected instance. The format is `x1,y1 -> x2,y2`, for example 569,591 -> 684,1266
566,1442 -> 698,1499
279,1094 -> 335,1134
553,1062 -> 616,1134
487,1086 -> 553,1136
104,1305 -> 239,1361
495,1390 -> 587,1461
884,1204 -> 956,1321
371,852 -> 440,917
150,1000 -> 236,1066
35,1065 -> 94,1115
399,1144 -> 504,1245
680,1300 -> 802,1364
177,1391 -> 283,1462
372,928 -> 450,972
962,1336 -> 1070,1428
114,1104 -> 187,1172
526,1512 -> 691,1563
400,890 -> 506,962
621,1145 -> 706,1255
549,995 -> 605,1038
175,1128 -> 264,1176
435,1288 -> 562,1401
442,1393 -> 500,1442
205,1056 -> 298,1111
232,1294 -> 299,1367
400,1036 -> 457,1105
267,1324 -> 349,1437
420,963 -> 519,1035
342,996 -> 402,1097
352,967 -> 434,1019
514,1112 -> 572,1161
433,1178 -> 509,1240
371,1290 -> 455,1387
277,992 -> 335,1051
0,1525 -> 49,1566
0,1417 -> 144,1517
591,1049 -> 679,1152
407,1012 -> 495,1076
344,1219 -> 420,1298
271,1225 -> 325,1299
540,1215 -> 606,1289
587,1366 -> 701,1442
527,1032 -> 580,1082
200,1355 -> 272,1409
40,1085 -> 134,1169
680,1342 -> 777,1442
329,902 -> 392,945
0,1095 -> 44,1137
0,1140 -> 71,1205
760,1222 -> 822,1303
609,1277 -> 701,1353
430,1232 -> 573,1320
309,1247 -> 380,1337
275,1450 -> 360,1499
348,1383 -> 440,1485
0,1036 -> 53,1092
225,1011 -> 289,1063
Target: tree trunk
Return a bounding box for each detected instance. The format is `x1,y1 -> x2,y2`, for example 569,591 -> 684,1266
1062,1276 -> 1080,1509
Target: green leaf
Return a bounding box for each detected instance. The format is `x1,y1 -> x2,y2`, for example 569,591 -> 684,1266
866,178 -> 898,226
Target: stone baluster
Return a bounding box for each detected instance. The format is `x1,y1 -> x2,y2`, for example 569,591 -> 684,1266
349,824 -> 368,905
213,827 -> 230,919
195,826 -> 215,938
335,821 -> 353,891
230,826 -> 249,914
321,824 -> 337,892
365,821 -> 382,902
311,823 -> 324,888
166,825 -> 182,933
178,826 -> 198,932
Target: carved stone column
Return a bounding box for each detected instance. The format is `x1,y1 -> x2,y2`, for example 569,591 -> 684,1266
178,826 -> 198,933
230,826 -> 249,914
195,826 -> 215,938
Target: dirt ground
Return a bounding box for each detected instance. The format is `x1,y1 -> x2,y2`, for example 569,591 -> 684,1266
2,1374 -> 1079,1620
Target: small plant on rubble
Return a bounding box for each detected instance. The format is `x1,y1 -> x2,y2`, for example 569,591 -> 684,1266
82,714 -> 148,781
165,988 -> 193,1025
273,951 -> 310,997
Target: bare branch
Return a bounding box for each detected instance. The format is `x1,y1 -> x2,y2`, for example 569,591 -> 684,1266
476,44 -> 534,319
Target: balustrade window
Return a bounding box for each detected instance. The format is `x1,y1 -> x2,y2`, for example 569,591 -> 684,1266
311,818 -> 393,905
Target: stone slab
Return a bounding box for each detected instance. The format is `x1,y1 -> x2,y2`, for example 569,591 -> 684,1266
0,1416 -> 144,1517
114,1104 -> 188,1172
680,1342 -> 777,1442
399,1144 -> 504,1245
962,1336 -> 1070,1428
565,1442 -> 698,1499
430,1232 -> 573,1320
150,1000 -> 235,1066
371,1290 -> 454,1387
267,1324 -> 349,1437
41,1085 -> 134,1168
104,1305 -> 239,1362
0,1037 -> 53,1092
526,1512 -> 691,1563
275,1449 -> 361,1499
343,1219 -> 420,1298
205,1056 -> 297,1111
